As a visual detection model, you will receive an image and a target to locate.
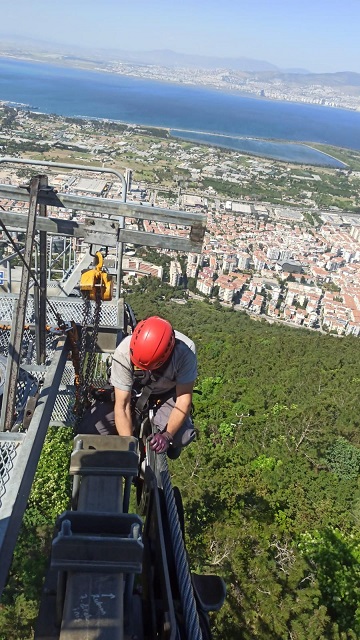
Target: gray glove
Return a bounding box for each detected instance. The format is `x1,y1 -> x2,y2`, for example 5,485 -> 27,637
149,431 -> 173,453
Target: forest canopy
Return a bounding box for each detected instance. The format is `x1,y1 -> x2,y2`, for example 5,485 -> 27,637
126,279 -> 360,640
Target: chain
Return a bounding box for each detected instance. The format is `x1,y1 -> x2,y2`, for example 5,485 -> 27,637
84,288 -> 102,395
79,297 -> 90,389
74,286 -> 102,426
74,296 -> 91,425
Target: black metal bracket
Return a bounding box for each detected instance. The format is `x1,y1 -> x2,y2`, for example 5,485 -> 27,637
51,512 -> 143,574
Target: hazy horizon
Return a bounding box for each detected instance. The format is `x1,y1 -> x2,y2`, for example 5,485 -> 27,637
0,0 -> 359,75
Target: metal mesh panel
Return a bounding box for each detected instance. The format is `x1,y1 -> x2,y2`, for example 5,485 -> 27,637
0,330 -> 10,356
49,354 -> 109,426
50,362 -> 76,426
0,295 -> 34,324
0,297 -> 15,324
45,335 -> 61,366
0,329 -> 62,425
16,378 -> 29,408
46,299 -> 118,326
0,330 -> 65,367
0,441 -> 18,509
0,295 -> 118,327
60,363 -> 76,386
51,389 -> 76,427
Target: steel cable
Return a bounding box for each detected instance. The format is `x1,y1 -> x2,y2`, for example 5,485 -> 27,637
159,456 -> 203,640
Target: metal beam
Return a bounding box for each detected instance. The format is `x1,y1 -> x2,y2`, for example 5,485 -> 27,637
116,216 -> 124,304
110,201 -> 207,227
0,247 -> 25,267
118,228 -> 204,252
0,184 -> 206,227
0,212 -> 204,252
38,175 -> 48,364
0,211 -> 119,243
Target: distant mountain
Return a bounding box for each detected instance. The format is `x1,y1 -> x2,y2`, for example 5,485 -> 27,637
281,68 -> 310,74
302,71 -> 360,87
111,49 -> 279,72
258,70 -> 360,88
0,35 -> 278,72
0,35 -> 359,87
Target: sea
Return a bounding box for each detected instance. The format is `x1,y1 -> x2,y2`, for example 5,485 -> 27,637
1,57 -> 360,168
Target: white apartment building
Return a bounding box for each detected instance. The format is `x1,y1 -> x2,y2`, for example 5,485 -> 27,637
239,290 -> 254,308
346,322 -> 360,336
253,251 -> 267,272
186,252 -> 201,277
279,249 -> 292,261
169,260 -> 183,287
218,282 -> 238,303
343,250 -> 355,263
267,247 -> 280,261
350,226 -> 360,241
251,295 -> 265,314
237,252 -> 250,269
196,277 -> 213,296
187,264 -> 198,279
222,256 -> 237,272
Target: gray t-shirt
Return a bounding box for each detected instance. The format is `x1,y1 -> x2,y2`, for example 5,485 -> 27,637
111,330 -> 197,395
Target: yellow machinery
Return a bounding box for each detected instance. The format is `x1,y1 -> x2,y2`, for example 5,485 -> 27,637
79,251 -> 112,301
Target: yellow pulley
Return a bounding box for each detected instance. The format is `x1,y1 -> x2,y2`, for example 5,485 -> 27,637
80,251 -> 113,301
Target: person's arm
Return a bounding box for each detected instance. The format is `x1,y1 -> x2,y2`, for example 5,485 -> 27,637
166,381 -> 194,439
114,387 -> 133,436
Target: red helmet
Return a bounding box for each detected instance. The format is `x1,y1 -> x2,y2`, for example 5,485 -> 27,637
130,316 -> 175,370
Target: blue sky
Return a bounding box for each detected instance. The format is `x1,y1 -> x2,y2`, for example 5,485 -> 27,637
1,0 -> 359,73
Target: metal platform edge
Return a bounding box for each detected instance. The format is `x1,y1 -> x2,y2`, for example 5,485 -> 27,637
0,335 -> 68,597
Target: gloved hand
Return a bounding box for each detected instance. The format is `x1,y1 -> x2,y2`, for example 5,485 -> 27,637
149,431 -> 173,454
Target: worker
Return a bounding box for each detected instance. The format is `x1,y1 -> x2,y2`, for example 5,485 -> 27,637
111,315 -> 197,458
77,315 -> 197,458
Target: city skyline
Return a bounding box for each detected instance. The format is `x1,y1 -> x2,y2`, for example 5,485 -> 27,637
1,0 -> 359,74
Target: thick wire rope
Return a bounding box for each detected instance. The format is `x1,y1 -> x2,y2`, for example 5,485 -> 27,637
159,454 -> 203,640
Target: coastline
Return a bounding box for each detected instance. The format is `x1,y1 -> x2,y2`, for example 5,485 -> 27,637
0,98 -> 348,168
301,143 -> 349,168
0,52 -> 359,115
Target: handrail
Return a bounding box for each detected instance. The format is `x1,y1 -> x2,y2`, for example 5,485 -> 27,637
0,157 -> 127,200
